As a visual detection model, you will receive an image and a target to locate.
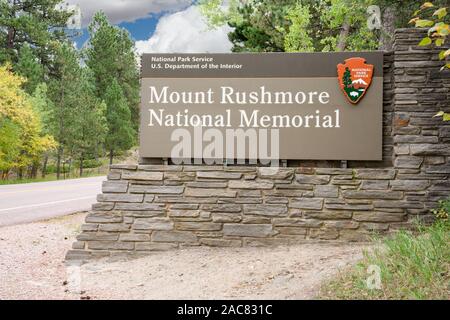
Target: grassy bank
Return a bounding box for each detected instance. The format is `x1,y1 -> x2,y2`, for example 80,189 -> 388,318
320,218 -> 449,300
0,170 -> 105,185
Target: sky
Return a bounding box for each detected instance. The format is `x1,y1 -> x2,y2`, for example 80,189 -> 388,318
66,0 -> 232,53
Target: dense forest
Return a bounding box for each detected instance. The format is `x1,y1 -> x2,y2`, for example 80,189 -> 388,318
0,0 -> 448,181
0,0 -> 138,180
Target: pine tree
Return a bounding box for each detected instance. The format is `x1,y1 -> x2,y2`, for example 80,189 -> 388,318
15,44 -> 44,94
343,67 -> 352,88
70,69 -> 107,176
104,79 -> 135,165
85,12 -> 140,130
47,42 -> 81,179
0,0 -> 72,72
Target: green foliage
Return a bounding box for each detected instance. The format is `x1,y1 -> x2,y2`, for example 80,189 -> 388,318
104,79 -> 135,163
320,0 -> 378,52
0,64 -> 56,176
0,0 -> 73,72
343,67 -> 352,87
200,0 -> 379,53
198,0 -> 242,28
228,1 -> 292,52
284,3 -> 314,52
412,2 -> 450,122
411,2 -> 449,70
47,42 -> 82,160
14,44 -> 44,94
69,69 -> 108,175
1,3 -> 140,180
85,12 -> 140,129
321,219 -> 450,299
432,197 -> 450,221
0,118 -> 21,173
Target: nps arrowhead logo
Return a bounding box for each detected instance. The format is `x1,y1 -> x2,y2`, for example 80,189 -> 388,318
337,57 -> 374,104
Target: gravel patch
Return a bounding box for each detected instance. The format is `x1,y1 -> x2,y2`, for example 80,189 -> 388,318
0,213 -> 367,300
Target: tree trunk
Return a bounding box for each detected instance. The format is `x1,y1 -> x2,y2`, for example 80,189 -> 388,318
337,21 -> 350,52
42,155 -> 48,178
56,147 -> 63,179
30,163 -> 38,179
109,149 -> 114,165
380,6 -> 395,51
79,156 -> 84,177
67,160 -> 72,178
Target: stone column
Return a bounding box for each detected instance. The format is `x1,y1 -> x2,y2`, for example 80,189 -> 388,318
392,28 -> 450,219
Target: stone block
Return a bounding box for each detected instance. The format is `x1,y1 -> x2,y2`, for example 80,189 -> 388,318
303,211 -> 352,220
257,168 -> 294,180
394,156 -> 424,169
355,169 -> 396,180
212,213 -> 242,223
168,210 -> 200,218
223,224 -> 273,237
197,171 -> 242,179
390,180 -> 429,191
92,203 -> 114,211
135,243 -> 178,251
121,171 -> 163,181
360,180 -> 389,190
243,204 -> 288,216
290,198 -> 323,210
97,194 -> 144,203
343,190 -> 403,200
200,238 -> 242,247
295,174 -> 330,185
228,180 -> 274,189
88,241 -> 134,250
133,218 -> 174,231
115,203 -> 165,211
186,182 -> 228,188
119,234 -> 151,242
353,212 -> 406,222
184,187 -> 236,198
129,185 -> 184,194
176,222 -> 222,231
98,224 -> 130,232
411,144 -> 450,156
85,212 -> 123,223
272,218 -> 323,228
102,181 -> 128,193
152,231 -> 198,243
314,185 -> 338,198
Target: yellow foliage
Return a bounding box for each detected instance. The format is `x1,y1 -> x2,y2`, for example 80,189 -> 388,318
0,64 -> 56,172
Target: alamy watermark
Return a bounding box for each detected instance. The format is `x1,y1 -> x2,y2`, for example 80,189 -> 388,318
170,126 -> 281,168
367,5 -> 382,30
366,264 -> 382,290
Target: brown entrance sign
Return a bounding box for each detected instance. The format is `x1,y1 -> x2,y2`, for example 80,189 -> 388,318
140,52 -> 384,161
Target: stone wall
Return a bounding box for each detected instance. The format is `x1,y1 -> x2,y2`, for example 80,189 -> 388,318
66,28 -> 450,261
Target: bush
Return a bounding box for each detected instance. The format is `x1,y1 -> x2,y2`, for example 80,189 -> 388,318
74,159 -> 103,169
320,212 -> 449,300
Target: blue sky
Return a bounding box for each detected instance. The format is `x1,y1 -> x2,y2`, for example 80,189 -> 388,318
74,14 -> 163,48
67,0 -> 232,53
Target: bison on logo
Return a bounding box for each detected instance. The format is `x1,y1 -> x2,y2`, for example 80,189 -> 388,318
337,57 -> 374,104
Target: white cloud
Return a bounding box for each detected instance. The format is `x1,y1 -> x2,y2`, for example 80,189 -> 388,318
67,0 -> 192,26
135,6 -> 232,54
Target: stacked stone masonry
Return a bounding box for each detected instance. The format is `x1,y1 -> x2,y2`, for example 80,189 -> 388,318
67,28 -> 450,261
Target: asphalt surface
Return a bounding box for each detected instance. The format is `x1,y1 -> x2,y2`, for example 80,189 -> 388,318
0,176 -> 105,226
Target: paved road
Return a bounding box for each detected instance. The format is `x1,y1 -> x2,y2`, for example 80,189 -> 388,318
0,176 -> 105,227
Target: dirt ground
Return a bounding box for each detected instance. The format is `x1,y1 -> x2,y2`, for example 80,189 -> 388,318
0,213 -> 367,300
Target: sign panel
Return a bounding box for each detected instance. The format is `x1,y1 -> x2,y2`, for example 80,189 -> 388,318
140,53 -> 383,161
